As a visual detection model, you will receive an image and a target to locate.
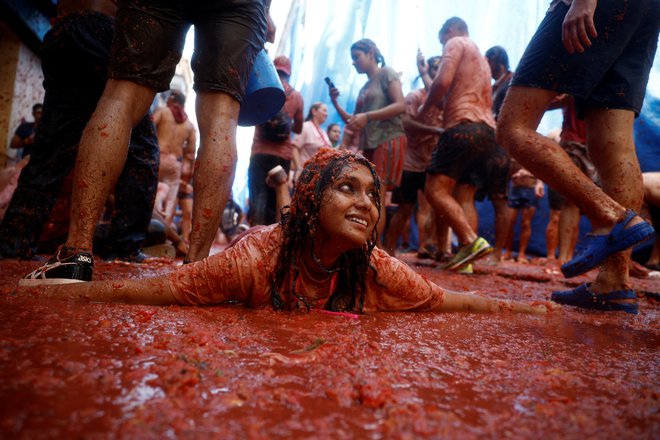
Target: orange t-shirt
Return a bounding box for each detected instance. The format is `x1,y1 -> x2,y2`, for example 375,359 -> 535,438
169,224 -> 446,312
440,36 -> 495,130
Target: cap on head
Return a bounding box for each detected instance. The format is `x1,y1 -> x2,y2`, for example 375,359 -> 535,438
273,55 -> 292,76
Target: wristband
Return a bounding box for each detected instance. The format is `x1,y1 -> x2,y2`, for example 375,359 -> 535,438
365,112 -> 371,122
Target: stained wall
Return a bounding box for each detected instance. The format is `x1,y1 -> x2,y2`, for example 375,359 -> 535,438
0,20 -> 44,167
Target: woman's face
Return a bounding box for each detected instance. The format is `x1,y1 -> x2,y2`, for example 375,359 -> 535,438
313,104 -> 328,124
351,49 -> 372,74
328,125 -> 341,143
317,163 -> 379,252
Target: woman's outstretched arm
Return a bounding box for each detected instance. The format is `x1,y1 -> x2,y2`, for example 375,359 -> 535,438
438,290 -> 555,315
367,249 -> 557,315
16,276 -> 179,305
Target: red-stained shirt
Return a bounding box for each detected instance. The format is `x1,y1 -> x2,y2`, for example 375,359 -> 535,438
169,224 -> 446,312
440,36 -> 495,130
251,83 -> 304,161
404,88 -> 443,172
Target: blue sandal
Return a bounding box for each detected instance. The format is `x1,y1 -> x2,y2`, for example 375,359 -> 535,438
561,210 -> 655,278
551,283 -> 638,314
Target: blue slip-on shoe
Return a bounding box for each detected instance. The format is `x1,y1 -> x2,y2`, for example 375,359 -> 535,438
561,209 -> 655,278
551,283 -> 638,315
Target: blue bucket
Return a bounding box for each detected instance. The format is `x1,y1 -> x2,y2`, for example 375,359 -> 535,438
238,49 -> 286,127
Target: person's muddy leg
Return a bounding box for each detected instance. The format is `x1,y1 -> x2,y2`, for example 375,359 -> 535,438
186,91 -> 240,262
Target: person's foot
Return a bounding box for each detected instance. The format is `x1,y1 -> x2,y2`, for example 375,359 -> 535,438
485,253 -> 501,266
116,249 -> 150,263
266,165 -> 288,188
433,250 -> 453,264
19,246 -> 93,286
100,247 -> 150,263
629,260 -> 649,278
444,237 -> 492,271
551,283 -> 638,314
416,244 -> 438,260
561,210 -> 655,278
456,263 -> 473,275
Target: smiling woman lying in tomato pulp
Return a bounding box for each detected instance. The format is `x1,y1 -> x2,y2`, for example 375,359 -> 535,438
19,148 -> 554,314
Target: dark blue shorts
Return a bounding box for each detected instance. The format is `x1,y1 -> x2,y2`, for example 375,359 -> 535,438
428,122 -> 509,200
392,171 -> 426,205
512,0 -> 660,116
507,186 -> 539,209
110,0 -> 267,99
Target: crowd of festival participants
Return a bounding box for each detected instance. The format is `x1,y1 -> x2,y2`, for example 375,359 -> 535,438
1,0 -> 659,316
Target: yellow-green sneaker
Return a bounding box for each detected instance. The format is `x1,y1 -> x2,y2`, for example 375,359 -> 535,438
456,263 -> 473,274
444,237 -> 492,270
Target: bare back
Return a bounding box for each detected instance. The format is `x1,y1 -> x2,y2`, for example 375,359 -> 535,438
440,36 -> 495,130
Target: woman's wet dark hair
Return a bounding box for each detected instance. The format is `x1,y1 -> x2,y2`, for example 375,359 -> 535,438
271,148 -> 382,313
350,38 -> 385,67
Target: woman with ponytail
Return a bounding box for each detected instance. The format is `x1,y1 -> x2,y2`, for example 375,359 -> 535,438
328,39 -> 406,239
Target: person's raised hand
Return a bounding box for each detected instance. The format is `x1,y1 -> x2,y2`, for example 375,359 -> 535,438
562,0 -> 598,54
329,86 -> 340,102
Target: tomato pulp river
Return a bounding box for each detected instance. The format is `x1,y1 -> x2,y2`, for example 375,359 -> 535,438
0,256 -> 658,439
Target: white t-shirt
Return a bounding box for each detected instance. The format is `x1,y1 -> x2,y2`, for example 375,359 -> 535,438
292,120 -> 331,166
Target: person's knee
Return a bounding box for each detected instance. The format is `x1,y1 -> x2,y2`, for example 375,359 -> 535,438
103,79 -> 156,124
196,91 -> 240,129
495,118 -> 513,148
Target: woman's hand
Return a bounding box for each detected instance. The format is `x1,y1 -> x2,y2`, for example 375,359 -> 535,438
329,86 -> 340,102
347,113 -> 369,131
562,0 -> 598,54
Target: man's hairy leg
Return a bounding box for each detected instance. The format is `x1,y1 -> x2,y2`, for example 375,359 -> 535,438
186,91 -> 240,262
586,108 -> 642,294
425,174 -> 476,246
67,79 -> 156,251
497,86 -> 626,230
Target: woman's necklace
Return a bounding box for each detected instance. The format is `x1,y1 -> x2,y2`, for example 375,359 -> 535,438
300,258 -> 333,284
313,121 -> 330,147
311,248 -> 341,274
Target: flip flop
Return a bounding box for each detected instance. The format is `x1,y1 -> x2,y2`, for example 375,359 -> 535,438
561,210 -> 655,278
551,283 -> 638,314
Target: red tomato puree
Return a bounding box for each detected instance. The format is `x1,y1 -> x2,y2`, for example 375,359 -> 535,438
0,256 -> 658,438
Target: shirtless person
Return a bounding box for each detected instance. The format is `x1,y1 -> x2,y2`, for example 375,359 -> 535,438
153,90 -> 196,225
419,17 -> 499,270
